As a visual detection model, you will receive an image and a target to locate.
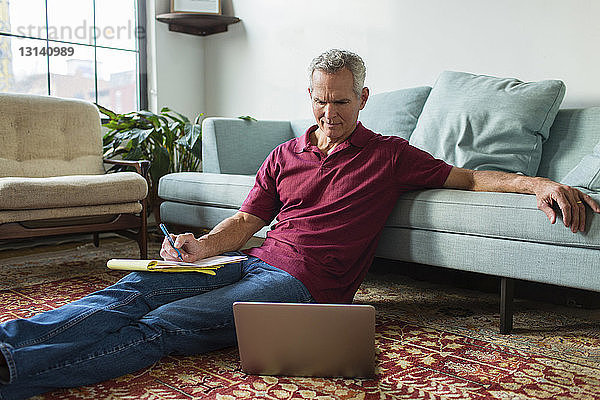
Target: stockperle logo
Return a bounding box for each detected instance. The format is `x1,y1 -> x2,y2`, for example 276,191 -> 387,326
14,19 -> 146,41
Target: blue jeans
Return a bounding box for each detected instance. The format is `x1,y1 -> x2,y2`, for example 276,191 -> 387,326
0,254 -> 313,400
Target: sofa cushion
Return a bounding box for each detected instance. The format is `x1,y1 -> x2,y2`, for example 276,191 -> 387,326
289,87 -> 432,141
560,138 -> 600,191
0,203 -> 142,224
201,119 -> 294,175
290,119 -> 314,138
0,172 -> 147,210
158,172 -> 254,209
537,108 -> 600,183
360,86 -> 432,140
385,189 -> 600,250
375,227 -> 600,293
409,71 -> 566,176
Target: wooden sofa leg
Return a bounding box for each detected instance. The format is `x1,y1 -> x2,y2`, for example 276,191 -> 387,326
500,277 -> 514,334
93,233 -> 100,247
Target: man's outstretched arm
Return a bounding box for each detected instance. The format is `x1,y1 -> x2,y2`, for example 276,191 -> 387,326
160,211 -> 266,262
443,167 -> 600,233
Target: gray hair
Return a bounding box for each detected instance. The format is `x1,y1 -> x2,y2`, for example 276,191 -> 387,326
308,49 -> 366,97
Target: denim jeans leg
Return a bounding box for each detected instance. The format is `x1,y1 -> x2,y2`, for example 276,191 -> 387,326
0,257 -> 245,400
144,257 -> 314,356
0,256 -> 313,400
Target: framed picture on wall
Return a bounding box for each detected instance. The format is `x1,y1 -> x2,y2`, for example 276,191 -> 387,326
171,0 -> 221,14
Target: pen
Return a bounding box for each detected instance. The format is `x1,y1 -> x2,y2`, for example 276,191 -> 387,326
159,223 -> 184,261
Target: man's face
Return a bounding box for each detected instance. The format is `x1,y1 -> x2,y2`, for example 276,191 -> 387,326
309,68 -> 368,143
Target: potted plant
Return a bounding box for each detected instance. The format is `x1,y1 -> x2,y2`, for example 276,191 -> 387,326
97,105 -> 202,221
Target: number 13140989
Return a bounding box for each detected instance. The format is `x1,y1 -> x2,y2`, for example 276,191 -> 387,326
19,46 -> 75,56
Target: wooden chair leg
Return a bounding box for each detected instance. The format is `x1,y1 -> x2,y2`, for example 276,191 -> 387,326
500,277 -> 515,334
93,233 -> 100,247
137,228 -> 147,259
138,199 -> 148,259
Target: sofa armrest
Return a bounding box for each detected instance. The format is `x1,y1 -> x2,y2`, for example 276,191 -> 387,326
103,158 -> 151,179
202,118 -> 295,174
103,159 -> 150,232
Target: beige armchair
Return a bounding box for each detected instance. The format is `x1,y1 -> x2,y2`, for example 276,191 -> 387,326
0,93 -> 149,258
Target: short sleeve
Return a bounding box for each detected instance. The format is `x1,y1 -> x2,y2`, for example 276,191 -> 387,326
394,141 -> 453,190
239,149 -> 282,224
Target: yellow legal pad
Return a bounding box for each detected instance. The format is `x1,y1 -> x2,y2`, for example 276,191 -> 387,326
107,255 -> 248,275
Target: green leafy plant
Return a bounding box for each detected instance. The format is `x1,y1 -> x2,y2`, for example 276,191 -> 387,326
97,105 -> 202,214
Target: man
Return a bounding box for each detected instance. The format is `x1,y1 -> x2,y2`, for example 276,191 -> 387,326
0,49 -> 598,399
160,49 -> 599,301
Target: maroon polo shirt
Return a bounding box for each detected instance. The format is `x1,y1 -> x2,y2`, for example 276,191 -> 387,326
240,122 -> 452,303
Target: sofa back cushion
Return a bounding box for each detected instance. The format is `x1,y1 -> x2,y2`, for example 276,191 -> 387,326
0,93 -> 105,178
538,107 -> 600,185
289,86 -> 432,142
409,71 -> 565,176
202,118 -> 295,174
290,119 -> 314,138
560,139 -> 600,192
360,86 -> 432,140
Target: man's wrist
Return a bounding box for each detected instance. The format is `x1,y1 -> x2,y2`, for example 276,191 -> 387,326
510,175 -> 545,196
528,176 -> 553,196
195,236 -> 212,260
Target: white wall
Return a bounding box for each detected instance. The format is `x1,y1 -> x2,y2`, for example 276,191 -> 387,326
147,0 -> 205,120
202,0 -> 600,120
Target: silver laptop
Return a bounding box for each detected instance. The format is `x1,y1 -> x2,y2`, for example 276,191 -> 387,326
233,302 -> 376,378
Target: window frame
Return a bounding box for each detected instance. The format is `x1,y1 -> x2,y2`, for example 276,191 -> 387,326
0,0 -> 148,112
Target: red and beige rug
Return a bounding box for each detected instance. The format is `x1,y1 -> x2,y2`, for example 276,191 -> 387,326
1,238 -> 599,399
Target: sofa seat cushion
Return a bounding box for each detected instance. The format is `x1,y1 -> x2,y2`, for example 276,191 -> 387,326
0,172 -> 147,210
387,189 -> 600,249
158,172 -> 254,209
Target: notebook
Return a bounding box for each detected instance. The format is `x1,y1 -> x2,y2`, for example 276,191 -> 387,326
107,255 -> 247,274
233,302 -> 376,378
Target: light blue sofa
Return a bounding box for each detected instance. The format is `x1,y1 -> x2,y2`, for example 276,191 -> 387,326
158,81 -> 600,334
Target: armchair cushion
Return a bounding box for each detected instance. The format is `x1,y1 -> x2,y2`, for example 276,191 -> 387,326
0,172 -> 147,210
0,203 -> 142,224
0,93 -> 105,177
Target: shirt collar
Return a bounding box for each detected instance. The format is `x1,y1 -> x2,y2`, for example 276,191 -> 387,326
293,122 -> 373,153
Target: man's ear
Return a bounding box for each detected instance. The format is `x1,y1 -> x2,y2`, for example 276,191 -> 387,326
359,87 -> 369,110
308,87 -> 312,99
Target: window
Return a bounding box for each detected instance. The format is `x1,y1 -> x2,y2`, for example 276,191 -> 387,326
0,0 -> 147,113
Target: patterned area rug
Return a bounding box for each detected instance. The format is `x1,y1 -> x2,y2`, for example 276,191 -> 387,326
1,238 -> 600,399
